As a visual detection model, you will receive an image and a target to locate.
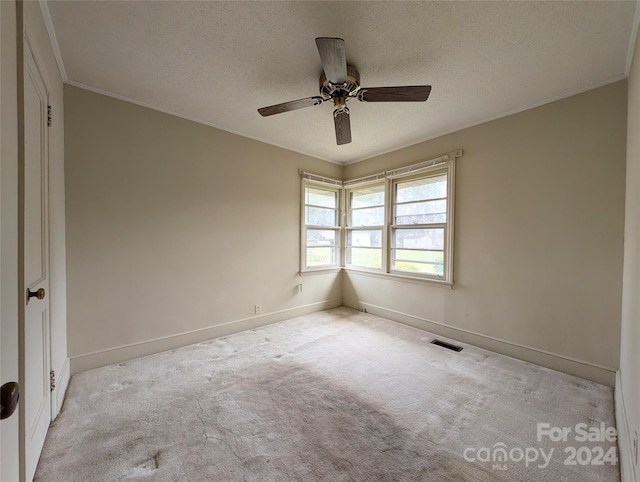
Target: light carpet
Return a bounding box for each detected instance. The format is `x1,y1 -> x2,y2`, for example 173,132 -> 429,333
35,308 -> 619,481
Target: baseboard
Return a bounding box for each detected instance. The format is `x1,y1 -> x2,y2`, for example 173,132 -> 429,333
69,299 -> 342,374
616,371 -> 638,482
343,298 -> 616,387
52,357 -> 70,419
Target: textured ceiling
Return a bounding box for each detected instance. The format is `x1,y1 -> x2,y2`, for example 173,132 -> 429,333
45,1 -> 636,164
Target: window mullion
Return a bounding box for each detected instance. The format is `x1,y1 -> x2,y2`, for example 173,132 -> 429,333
384,178 -> 392,274
340,187 -> 346,267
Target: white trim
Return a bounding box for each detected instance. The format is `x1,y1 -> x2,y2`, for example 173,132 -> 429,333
38,0 -> 67,82
616,371 -> 638,482
65,80 -> 342,165
69,298 -> 342,374
300,176 -> 305,273
345,267 -> 453,288
385,154 -> 448,178
343,297 -> 616,386
299,267 -> 341,276
626,1 -> 640,77
343,172 -> 386,186
299,170 -> 342,185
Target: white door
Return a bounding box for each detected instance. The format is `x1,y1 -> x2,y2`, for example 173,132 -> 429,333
1,3 -> 4,476
1,1 -> 21,481
23,36 -> 51,482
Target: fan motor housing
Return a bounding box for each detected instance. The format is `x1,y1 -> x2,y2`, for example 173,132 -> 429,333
319,65 -> 361,99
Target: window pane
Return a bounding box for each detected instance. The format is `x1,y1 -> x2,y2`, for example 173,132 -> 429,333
350,184 -> 385,209
394,249 -> 443,264
394,228 -> 444,250
351,207 -> 384,227
347,229 -> 382,247
348,247 -> 382,269
396,174 -> 447,203
306,206 -> 336,226
306,186 -> 337,208
395,199 -> 446,225
307,229 -> 337,246
306,247 -> 336,266
393,249 -> 444,276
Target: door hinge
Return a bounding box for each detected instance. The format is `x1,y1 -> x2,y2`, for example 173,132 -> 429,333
50,370 -> 56,392
47,105 -> 52,127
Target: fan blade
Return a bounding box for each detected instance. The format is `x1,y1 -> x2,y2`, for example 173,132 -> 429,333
258,96 -> 323,117
315,37 -> 347,85
334,110 -> 351,145
359,85 -> 432,102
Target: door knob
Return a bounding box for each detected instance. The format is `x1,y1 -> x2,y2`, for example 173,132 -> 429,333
26,287 -> 45,304
1,382 -> 19,420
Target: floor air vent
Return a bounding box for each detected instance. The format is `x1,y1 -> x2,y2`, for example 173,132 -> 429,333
431,339 -> 463,352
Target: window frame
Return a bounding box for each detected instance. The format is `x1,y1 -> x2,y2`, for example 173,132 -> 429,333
300,177 -> 343,272
299,150 -> 459,284
345,180 -> 387,272
387,162 -> 455,282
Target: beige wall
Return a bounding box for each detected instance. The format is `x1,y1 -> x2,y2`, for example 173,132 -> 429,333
66,80 -> 626,385
619,20 -> 640,481
65,85 -> 343,372
344,81 -> 627,385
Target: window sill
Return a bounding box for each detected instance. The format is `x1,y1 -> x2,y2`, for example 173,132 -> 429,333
299,267 -> 342,276
343,267 -> 454,289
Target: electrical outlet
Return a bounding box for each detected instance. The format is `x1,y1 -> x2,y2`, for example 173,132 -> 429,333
254,304 -> 261,315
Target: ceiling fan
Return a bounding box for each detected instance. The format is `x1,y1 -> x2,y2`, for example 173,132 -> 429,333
257,37 -> 432,146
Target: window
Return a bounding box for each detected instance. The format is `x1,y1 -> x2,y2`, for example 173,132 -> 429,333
300,150 -> 459,283
302,180 -> 341,270
346,183 -> 385,270
391,172 -> 449,278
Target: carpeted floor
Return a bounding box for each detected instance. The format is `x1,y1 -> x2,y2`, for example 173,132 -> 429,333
35,308 -> 619,481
